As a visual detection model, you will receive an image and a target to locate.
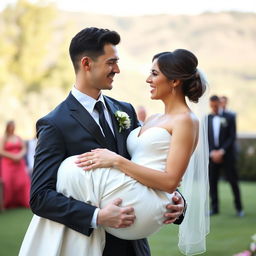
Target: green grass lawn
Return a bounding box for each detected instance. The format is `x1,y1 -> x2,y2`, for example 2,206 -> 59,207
149,181 -> 256,256
0,181 -> 255,256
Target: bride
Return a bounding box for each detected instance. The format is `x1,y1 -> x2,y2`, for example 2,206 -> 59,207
19,49 -> 209,256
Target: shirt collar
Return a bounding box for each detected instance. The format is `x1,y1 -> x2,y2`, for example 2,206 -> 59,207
218,108 -> 224,115
71,86 -> 107,114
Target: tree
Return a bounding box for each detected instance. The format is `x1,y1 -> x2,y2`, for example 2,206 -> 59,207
0,0 -> 74,137
0,0 -> 57,92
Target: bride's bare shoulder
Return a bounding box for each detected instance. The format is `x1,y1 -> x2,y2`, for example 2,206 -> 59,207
173,112 -> 199,129
144,113 -> 161,124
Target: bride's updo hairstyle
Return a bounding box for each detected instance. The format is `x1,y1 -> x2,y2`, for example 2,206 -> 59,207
153,49 -> 206,103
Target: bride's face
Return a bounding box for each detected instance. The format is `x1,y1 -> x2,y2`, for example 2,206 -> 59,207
146,59 -> 171,100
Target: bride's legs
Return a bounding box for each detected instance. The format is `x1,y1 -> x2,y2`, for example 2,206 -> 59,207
19,156 -> 107,256
57,156 -> 173,240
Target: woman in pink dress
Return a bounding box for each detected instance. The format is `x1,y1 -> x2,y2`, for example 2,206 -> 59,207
0,120 -> 30,208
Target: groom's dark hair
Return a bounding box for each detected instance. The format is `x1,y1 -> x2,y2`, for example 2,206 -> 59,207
69,27 -> 121,72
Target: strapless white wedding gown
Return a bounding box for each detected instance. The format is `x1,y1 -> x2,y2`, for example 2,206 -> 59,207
19,127 -> 174,256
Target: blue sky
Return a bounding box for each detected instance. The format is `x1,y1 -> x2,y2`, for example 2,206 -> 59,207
1,0 -> 256,16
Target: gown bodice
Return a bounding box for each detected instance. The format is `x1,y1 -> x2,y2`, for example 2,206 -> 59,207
127,126 -> 171,172
4,139 -> 23,154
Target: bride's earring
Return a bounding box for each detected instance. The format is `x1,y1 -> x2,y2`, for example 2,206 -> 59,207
170,81 -> 176,95
172,86 -> 176,96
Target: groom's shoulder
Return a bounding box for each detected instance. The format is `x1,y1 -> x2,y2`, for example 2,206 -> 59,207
37,94 -> 70,124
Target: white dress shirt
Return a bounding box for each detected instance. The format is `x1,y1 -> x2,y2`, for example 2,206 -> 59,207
71,86 -> 115,228
212,115 -> 221,147
71,86 -> 115,135
27,138 -> 37,175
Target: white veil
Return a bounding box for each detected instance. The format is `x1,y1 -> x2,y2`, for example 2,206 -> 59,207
178,69 -> 210,255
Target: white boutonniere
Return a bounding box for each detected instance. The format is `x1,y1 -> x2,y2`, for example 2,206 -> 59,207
220,117 -> 227,127
114,110 -> 131,132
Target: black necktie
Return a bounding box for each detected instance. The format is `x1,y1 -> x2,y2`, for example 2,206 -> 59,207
94,101 -> 117,152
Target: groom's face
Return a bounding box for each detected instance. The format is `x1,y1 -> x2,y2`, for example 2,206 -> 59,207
90,44 -> 120,90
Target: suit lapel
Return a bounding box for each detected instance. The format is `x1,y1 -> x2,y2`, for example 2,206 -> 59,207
218,113 -> 226,146
66,93 -> 108,148
104,96 -> 127,155
208,114 -> 214,147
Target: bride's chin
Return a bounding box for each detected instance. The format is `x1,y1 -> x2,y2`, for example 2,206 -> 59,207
150,94 -> 158,100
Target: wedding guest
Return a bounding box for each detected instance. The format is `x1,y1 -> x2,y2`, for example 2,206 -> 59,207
220,95 -> 239,155
208,96 -> 243,217
0,177 -> 4,211
0,120 -> 30,208
220,96 -> 236,117
25,135 -> 37,177
0,157 -> 2,211
136,105 -> 147,124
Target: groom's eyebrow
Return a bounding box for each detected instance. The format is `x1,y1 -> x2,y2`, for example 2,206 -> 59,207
106,57 -> 119,62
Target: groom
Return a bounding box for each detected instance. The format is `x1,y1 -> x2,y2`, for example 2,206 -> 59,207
30,27 -> 186,256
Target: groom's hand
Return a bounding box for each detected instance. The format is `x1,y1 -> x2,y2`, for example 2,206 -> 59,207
97,198 -> 136,228
163,192 -> 184,224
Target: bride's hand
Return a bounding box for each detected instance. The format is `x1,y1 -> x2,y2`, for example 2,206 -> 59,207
75,148 -> 120,170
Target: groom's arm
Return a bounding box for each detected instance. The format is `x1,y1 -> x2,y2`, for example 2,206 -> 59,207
30,118 -> 96,236
31,117 -> 135,235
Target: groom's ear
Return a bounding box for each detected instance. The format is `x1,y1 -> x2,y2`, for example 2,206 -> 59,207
81,56 -> 91,71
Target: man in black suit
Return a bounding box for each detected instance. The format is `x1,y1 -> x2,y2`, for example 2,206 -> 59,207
208,95 -> 243,217
30,27 -> 185,256
220,96 -> 236,117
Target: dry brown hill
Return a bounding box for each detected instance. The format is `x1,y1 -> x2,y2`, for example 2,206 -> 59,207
57,11 -> 256,131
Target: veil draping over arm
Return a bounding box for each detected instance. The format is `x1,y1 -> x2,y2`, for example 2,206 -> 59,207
178,69 -> 210,255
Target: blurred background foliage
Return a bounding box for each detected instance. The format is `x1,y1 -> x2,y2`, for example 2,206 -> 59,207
238,137 -> 256,180
0,0 -> 256,138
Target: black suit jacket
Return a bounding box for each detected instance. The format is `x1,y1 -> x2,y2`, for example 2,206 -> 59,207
30,93 -> 140,232
208,111 -> 236,158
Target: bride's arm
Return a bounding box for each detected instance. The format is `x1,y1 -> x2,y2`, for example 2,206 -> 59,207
78,116 -> 197,193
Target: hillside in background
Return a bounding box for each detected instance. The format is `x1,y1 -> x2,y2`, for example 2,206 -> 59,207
60,11 -> 256,132
0,7 -> 255,136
